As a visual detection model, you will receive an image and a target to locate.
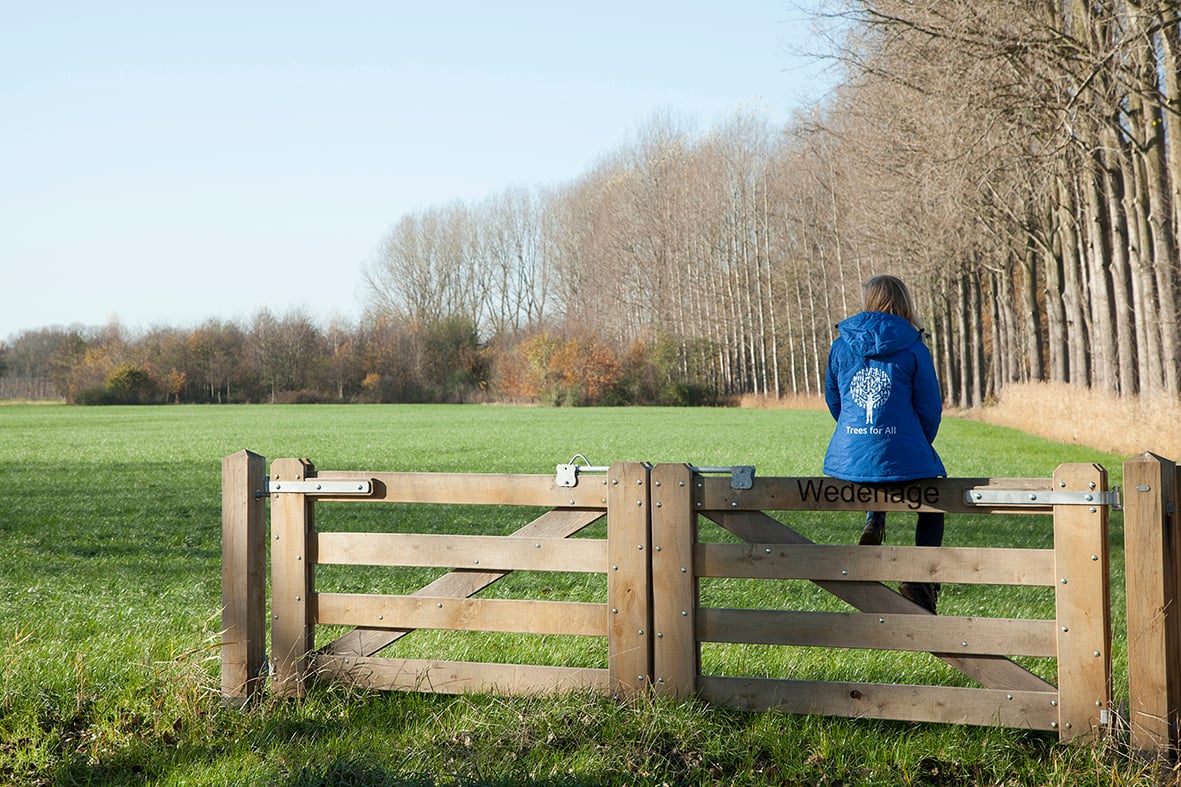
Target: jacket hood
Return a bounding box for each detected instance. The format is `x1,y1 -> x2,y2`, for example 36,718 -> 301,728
836,311 -> 920,358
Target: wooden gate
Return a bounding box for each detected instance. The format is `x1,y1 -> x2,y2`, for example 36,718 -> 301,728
223,451 -> 1181,754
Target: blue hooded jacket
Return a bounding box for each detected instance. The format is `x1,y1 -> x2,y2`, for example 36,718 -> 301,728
823,311 -> 946,483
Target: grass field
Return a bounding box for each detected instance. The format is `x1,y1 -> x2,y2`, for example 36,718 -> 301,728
0,403 -> 1170,785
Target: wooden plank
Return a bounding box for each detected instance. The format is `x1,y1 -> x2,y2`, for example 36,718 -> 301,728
315,469 -> 610,508
607,462 -> 652,696
1123,453 -> 1177,754
324,508 -> 605,657
316,593 -> 608,636
696,543 -> 1055,586
697,475 -> 1056,515
270,458 -> 316,698
698,608 -> 1057,657
315,654 -> 610,695
1052,464 -> 1112,743
705,510 -> 1056,692
316,531 -> 607,572
650,464 -> 700,697
699,676 -> 1059,730
220,450 -> 267,704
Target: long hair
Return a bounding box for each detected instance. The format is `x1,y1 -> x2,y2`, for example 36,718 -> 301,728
863,274 -> 924,332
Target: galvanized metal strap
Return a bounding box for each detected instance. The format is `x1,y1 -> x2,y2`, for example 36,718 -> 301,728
266,479 -> 373,495
964,487 -> 1121,507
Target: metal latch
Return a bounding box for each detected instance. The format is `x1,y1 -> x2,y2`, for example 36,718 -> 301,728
555,455 -> 609,487
691,465 -> 756,490
265,479 -> 373,495
964,487 -> 1120,507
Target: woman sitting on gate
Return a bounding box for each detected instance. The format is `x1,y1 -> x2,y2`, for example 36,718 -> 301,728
822,274 -> 946,614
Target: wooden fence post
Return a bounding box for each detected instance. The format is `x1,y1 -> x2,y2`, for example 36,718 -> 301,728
1123,452 -> 1180,756
270,457 -> 316,698
607,462 -> 652,696
221,450 -> 267,704
650,463 -> 698,697
1052,463 -> 1111,743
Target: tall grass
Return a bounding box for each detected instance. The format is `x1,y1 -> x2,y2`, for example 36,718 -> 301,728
0,404 -> 1169,785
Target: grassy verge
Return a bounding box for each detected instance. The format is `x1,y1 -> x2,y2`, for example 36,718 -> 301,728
0,404 -> 1168,785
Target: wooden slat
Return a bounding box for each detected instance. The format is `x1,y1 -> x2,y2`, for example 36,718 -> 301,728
696,543 -> 1055,586
606,462 -> 652,695
650,464 -> 700,697
699,675 -> 1059,730
705,510 -> 1056,693
316,531 -> 607,572
1053,463 -> 1111,743
315,469 -> 610,508
324,509 -> 604,657
697,475 -> 1056,515
270,457 -> 316,698
698,608 -> 1058,657
316,593 -> 608,636
315,654 -> 610,695
1123,453 -> 1179,755
220,449 -> 267,704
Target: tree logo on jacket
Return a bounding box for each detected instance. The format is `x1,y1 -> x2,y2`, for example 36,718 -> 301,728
850,367 -> 891,424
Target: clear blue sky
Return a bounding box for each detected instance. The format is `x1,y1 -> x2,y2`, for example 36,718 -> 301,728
0,2 -> 835,342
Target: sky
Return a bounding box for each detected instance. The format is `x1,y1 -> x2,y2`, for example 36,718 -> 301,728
0,2 -> 837,342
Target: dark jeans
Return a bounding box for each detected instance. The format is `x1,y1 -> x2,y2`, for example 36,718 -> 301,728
865,510 -> 944,547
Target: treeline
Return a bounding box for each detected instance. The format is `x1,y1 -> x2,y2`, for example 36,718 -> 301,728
5,1 -> 1179,406
0,315 -> 714,405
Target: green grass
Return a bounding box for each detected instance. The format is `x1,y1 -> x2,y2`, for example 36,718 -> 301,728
0,404 -> 1165,785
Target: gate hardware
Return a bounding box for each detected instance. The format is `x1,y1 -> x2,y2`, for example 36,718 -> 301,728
266,479 -> 373,495
555,455 -> 609,487
691,465 -> 756,490
964,487 -> 1120,507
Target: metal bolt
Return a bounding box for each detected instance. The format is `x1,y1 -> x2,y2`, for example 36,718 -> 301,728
637,500 -> 643,507
1051,722 -> 1058,729
612,479 -> 619,485
1007,695 -> 1013,700
378,615 -> 383,620
1062,626 -> 1069,632
612,608 -> 618,614
474,559 -> 480,565
437,603 -> 443,608
1091,555 -> 1098,561
962,641 -> 968,647
879,618 -> 886,624
1051,700 -> 1058,706
656,502 -> 662,508
655,481 -> 662,487
681,610 -> 688,616
679,481 -> 685,487
1059,481 -> 1066,488
1029,493 -> 1038,501
637,544 -> 643,550
535,543 -> 541,548
841,569 -> 848,576
1089,482 -> 1096,490
731,501 -> 738,508
974,492 -> 983,500
637,479 -> 643,485
612,565 -> 619,571
657,632 -> 664,638
765,548 -> 772,554
1060,578 -> 1068,584
638,630 -> 644,636
1094,651 -> 1101,657
655,545 -> 662,552
681,567 -> 687,573
294,595 -> 301,601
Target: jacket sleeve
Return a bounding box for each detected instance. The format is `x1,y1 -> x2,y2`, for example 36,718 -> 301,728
911,342 -> 943,443
824,342 -> 842,420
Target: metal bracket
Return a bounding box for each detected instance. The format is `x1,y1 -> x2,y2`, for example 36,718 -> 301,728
555,455 -> 609,488
265,479 -> 373,495
691,465 -> 756,490
964,487 -> 1120,507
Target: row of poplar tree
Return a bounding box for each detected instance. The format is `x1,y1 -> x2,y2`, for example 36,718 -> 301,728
5,1 -> 1180,405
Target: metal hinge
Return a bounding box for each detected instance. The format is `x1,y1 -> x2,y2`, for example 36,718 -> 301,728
964,487 -> 1121,507
264,479 -> 373,495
